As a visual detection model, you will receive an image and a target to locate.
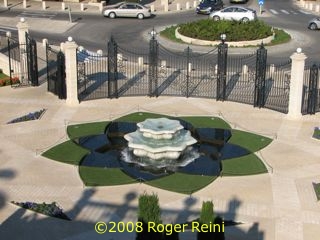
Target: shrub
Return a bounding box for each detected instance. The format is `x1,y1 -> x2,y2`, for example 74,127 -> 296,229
178,19 -> 272,41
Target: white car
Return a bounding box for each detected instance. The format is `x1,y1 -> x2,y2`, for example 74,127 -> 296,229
308,17 -> 320,30
209,6 -> 257,22
103,2 -> 151,19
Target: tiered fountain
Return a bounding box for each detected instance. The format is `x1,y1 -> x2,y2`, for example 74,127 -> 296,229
123,118 -> 198,170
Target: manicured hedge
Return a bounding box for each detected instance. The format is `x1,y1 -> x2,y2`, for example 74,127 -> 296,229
178,19 -> 272,41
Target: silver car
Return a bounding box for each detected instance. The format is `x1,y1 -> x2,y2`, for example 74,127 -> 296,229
308,17 -> 320,30
103,2 -> 151,19
209,6 -> 257,22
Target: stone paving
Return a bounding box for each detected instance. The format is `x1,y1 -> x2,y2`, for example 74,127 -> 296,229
0,81 -> 319,240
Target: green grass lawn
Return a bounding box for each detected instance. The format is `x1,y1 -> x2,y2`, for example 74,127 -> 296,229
42,113 -> 272,193
147,173 -> 216,194
229,130 -> 272,152
221,154 -> 267,176
313,183 -> 320,201
114,112 -> 168,122
67,121 -> 109,139
179,116 -> 231,129
42,140 -> 89,165
79,166 -> 136,186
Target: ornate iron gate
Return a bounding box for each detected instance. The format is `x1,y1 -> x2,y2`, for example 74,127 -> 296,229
46,44 -> 66,99
254,44 -> 267,108
25,32 -> 38,86
7,36 -> 21,86
302,64 -> 320,114
77,47 -> 108,101
6,33 -> 39,86
263,60 -> 291,113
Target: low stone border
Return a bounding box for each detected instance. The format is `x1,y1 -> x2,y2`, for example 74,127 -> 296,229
175,27 -> 275,47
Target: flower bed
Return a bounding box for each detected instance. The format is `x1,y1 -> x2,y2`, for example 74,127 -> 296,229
11,201 -> 71,220
0,76 -> 20,87
7,109 -> 46,124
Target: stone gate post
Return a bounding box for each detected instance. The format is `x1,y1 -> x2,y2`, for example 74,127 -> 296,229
287,48 -> 307,119
16,18 -> 29,84
64,37 -> 79,106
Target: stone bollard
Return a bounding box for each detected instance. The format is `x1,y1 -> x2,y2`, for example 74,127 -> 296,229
188,63 -> 192,72
81,3 -> 85,11
42,1 -> 46,10
269,64 -> 275,74
193,1 -> 197,8
177,3 -> 180,11
150,5 -> 155,12
214,64 -> 218,74
186,2 -> 190,9
316,5 -> 320,12
309,3 -> 313,11
62,2 -> 65,10
164,3 -> 168,12
99,2 -> 104,12
42,38 -> 48,48
23,0 -> 27,8
4,0 -> 8,8
161,60 -> 166,68
60,42 -> 65,52
242,65 -> 248,74
138,57 -> 144,67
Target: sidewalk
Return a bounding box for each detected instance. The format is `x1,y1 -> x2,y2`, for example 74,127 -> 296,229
0,0 -> 201,15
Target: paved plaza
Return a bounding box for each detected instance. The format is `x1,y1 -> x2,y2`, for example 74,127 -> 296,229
0,82 -> 319,239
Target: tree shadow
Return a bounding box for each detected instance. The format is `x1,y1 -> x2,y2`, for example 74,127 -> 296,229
0,187 -> 264,239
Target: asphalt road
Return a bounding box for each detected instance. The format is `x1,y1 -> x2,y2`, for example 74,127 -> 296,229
0,0 -> 319,62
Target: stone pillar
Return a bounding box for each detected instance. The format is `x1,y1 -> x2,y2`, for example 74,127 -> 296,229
177,3 -> 180,10
4,0 -> 8,8
42,1 -> 46,10
62,2 -> 65,10
138,57 -> 143,66
186,2 -> 190,9
64,37 -> 79,106
99,2 -> 104,12
17,18 -> 29,84
23,0 -> 27,8
242,65 -> 248,74
287,49 -> 307,119
80,3 -> 84,11
150,5 -> 155,12
316,5 -> 320,12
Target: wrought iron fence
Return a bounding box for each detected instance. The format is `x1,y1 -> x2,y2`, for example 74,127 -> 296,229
74,37 -> 304,115
302,63 -> 320,114
46,43 -> 66,99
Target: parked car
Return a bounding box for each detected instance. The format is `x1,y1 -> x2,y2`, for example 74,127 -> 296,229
196,0 -> 224,15
230,0 -> 249,3
209,6 -> 257,22
103,2 -> 151,19
308,17 -> 320,30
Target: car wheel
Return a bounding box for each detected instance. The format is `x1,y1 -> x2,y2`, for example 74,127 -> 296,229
242,17 -> 249,23
309,23 -> 317,30
109,12 -> 116,19
213,15 -> 220,21
137,13 -> 144,19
